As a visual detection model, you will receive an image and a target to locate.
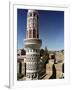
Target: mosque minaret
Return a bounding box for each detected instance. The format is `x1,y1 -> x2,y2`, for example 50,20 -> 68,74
24,10 -> 42,80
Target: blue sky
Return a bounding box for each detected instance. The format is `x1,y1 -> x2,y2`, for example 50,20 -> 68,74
17,9 -> 64,50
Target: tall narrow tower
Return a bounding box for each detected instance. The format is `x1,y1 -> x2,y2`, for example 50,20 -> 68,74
24,10 -> 42,80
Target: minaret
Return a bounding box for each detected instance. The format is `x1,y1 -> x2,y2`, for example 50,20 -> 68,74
24,10 -> 42,80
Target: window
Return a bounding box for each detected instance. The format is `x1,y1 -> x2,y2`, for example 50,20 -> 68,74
33,49 -> 36,52
36,55 -> 37,56
37,15 -> 39,19
36,49 -> 37,52
29,30 -> 32,38
33,29 -> 36,38
30,49 -> 32,52
34,13 -> 36,16
29,13 -> 32,17
37,34 -> 39,38
29,30 -> 32,34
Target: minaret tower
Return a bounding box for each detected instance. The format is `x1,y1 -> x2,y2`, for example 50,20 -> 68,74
24,10 -> 42,80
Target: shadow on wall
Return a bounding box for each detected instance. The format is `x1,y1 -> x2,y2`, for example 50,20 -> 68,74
49,64 -> 56,79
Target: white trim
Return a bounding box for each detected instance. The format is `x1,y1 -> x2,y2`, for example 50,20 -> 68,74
26,62 -> 39,64
9,1 -> 14,88
26,52 -> 40,54
9,1 -> 70,88
26,70 -> 39,73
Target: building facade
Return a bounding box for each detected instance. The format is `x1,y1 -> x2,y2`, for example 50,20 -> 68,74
24,10 -> 42,80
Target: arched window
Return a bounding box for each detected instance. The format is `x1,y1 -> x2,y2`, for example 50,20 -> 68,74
29,30 -> 32,38
29,13 -> 32,17
33,29 -> 36,38
34,13 -> 36,17
36,49 -> 37,52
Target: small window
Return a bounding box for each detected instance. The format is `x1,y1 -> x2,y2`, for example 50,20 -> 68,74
29,30 -> 32,38
37,15 -> 39,19
36,55 -> 37,56
33,29 -> 36,38
29,30 -> 32,34
33,54 -> 35,56
29,13 -> 32,17
37,34 -> 39,38
33,49 -> 36,52
36,49 -> 37,52
34,13 -> 36,16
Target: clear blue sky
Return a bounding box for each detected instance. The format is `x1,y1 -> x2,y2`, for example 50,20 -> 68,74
17,9 -> 64,50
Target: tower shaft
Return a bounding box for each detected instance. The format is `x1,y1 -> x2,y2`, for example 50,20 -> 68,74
24,10 -> 42,80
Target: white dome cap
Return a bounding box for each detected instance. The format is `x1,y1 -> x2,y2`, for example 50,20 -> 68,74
28,9 -> 38,13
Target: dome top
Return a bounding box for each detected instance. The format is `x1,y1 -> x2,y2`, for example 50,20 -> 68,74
28,9 -> 38,13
